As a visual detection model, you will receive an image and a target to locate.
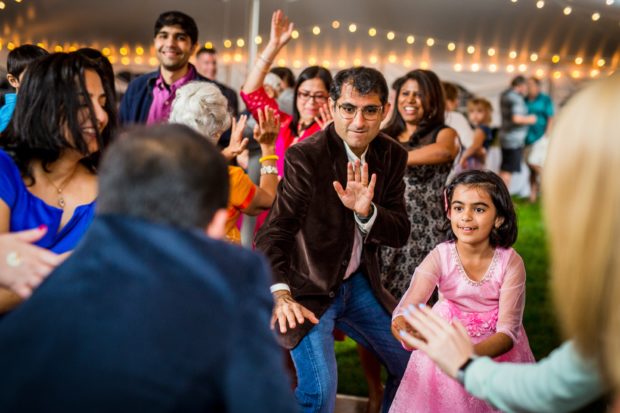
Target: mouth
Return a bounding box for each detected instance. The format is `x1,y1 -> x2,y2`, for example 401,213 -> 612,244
402,105 -> 419,116
458,226 -> 477,232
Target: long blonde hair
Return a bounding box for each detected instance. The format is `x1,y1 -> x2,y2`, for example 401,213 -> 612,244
544,73 -> 620,389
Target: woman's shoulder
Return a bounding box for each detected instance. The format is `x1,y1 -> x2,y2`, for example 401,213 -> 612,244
0,149 -> 23,180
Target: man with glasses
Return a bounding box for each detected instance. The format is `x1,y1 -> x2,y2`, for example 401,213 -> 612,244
256,66 -> 411,413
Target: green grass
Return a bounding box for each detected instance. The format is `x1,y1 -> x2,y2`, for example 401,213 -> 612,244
335,198 -> 561,396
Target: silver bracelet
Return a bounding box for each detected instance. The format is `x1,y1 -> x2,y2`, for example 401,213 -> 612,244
260,165 -> 278,175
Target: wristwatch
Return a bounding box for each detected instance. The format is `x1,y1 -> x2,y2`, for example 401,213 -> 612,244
455,357 -> 477,386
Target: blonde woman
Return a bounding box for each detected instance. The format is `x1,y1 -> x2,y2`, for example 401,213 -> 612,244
396,74 -> 620,412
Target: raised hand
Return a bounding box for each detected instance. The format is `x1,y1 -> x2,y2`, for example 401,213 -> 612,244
333,160 -> 377,217
269,9 -> 294,51
222,115 -> 250,161
314,103 -> 333,130
271,290 -> 319,333
253,107 -> 280,147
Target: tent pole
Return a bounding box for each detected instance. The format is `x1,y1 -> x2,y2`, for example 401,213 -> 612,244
248,0 -> 260,71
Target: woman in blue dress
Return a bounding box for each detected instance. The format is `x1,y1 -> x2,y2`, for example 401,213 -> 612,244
0,52 -> 117,312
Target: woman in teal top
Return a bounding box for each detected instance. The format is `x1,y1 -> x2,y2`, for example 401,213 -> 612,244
0,52 -> 117,313
396,74 -> 620,411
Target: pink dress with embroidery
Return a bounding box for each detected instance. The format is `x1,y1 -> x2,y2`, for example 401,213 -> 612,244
389,241 -> 535,413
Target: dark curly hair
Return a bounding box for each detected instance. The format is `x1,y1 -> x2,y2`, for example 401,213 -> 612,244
443,170 -> 518,248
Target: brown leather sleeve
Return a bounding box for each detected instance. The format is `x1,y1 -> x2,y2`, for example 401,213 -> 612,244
255,144 -> 312,285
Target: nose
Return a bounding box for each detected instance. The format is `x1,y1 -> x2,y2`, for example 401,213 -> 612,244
93,101 -> 109,130
350,108 -> 366,128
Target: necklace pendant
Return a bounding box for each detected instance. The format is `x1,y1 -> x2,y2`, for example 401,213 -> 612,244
58,196 -> 65,209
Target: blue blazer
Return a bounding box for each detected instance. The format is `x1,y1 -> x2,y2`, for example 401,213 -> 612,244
0,215 -> 297,412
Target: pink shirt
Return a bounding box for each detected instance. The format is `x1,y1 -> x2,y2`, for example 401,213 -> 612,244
146,65 -> 196,125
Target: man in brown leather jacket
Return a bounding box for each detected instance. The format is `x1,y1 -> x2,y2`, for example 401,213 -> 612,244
256,66 -> 411,413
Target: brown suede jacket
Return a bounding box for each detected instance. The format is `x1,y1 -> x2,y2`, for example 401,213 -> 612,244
255,124 -> 410,349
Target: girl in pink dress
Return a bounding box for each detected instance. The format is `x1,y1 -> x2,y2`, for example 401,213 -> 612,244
389,170 -> 534,413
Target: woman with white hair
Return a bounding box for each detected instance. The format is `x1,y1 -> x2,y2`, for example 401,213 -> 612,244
169,81 -> 279,244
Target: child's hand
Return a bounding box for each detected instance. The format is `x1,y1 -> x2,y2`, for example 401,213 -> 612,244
392,314 -> 424,350
400,304 -> 474,379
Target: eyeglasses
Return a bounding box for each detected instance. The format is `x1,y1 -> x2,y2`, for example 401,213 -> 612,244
297,91 -> 329,103
336,103 -> 383,121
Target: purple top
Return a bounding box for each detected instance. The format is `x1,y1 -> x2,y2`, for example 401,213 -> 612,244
146,65 -> 196,125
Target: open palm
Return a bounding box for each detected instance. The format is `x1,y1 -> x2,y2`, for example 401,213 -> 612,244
333,161 -> 376,217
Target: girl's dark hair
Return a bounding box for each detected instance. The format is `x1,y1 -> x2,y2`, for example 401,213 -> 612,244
290,66 -> 332,135
383,69 -> 446,139
1,52 -> 117,182
443,170 -> 518,248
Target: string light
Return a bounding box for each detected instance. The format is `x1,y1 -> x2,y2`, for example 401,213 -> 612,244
348,24 -> 357,33
308,57 -> 317,65
518,63 -> 527,72
471,63 -> 480,72
535,68 -> 545,77
487,48 -> 496,57
368,27 -> 376,37
553,71 -> 562,79
0,2 -> 5,10
388,54 -> 397,63
312,26 -> 320,35
205,41 -> 213,49
590,69 -> 600,77
536,0 -> 544,9
119,46 -> 128,56
338,59 -> 346,68
597,58 -> 606,67
406,35 -> 415,44
293,60 -> 302,68
507,64 -> 515,73
454,63 -> 463,72
552,55 -> 560,63
420,61 -> 429,69
530,53 -> 538,62
135,46 -> 144,56
426,38 -> 435,47
563,6 -> 572,15
509,50 -> 517,59
403,59 -> 412,68
489,63 -> 498,72
236,38 -> 245,47
332,20 -> 340,29
277,57 -> 286,66
223,39 -> 232,48
234,53 -> 243,62
291,30 -> 299,39
353,57 -> 362,66
571,70 -> 581,79
386,31 -> 395,40
447,42 -> 456,51
102,47 -> 111,56
575,56 -> 583,65
121,57 -> 130,65
606,0 -> 614,5
591,12 -> 600,21
254,36 -> 262,45
466,45 -> 475,54
369,55 -> 378,64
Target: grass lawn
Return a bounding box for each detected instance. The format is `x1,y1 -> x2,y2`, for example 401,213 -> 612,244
336,198 -> 562,396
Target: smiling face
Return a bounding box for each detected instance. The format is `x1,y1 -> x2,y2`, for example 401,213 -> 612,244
75,69 -> 109,153
329,83 -> 389,157
296,77 -> 329,125
397,79 -> 424,125
154,25 -> 196,72
468,105 -> 487,126
448,184 -> 504,248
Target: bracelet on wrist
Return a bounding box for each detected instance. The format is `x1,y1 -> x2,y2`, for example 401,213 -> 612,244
258,55 -> 272,65
260,165 -> 278,176
455,356 -> 477,386
259,154 -> 279,163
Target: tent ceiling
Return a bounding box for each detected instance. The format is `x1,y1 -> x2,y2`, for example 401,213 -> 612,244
1,0 -> 618,64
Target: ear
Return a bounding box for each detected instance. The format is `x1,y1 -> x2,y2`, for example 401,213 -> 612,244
7,73 -> 20,89
381,102 -> 391,121
328,97 -> 336,118
494,216 -> 505,229
205,208 -> 228,239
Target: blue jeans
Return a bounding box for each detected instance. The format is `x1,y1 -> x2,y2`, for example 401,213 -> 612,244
290,272 -> 410,413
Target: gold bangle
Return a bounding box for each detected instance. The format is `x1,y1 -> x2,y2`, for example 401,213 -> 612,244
259,155 -> 279,163
258,55 -> 272,65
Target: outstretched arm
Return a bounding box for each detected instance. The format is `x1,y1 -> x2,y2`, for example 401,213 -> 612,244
241,10 -> 294,95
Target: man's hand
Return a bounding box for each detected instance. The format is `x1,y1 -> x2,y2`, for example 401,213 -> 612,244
271,290 -> 319,333
333,160 -> 377,217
